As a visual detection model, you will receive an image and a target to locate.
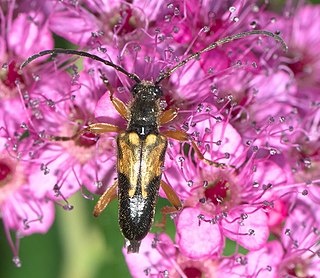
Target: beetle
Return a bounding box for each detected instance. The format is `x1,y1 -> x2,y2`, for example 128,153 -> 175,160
20,30 -> 287,253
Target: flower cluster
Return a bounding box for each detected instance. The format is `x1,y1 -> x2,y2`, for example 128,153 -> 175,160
0,0 -> 319,276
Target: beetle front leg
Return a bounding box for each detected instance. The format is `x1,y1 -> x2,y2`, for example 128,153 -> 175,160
98,69 -> 129,120
93,180 -> 118,217
49,123 -> 122,141
162,129 -> 227,168
159,108 -> 178,125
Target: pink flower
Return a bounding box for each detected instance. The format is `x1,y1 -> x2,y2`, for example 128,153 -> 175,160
218,241 -> 284,278
0,1 -> 56,265
279,5 -> 320,86
8,12 -> 53,60
0,100 -> 55,267
20,63 -> 117,202
2,0 -> 319,276
49,1 -> 99,46
123,233 -> 176,277
279,201 -> 320,277
163,103 -> 292,256
220,201 -> 320,277
124,232 -> 221,278
221,206 -> 269,251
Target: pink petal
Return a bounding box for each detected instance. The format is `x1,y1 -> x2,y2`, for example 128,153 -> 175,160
176,207 -> 223,259
49,6 -> 99,46
2,190 -> 55,236
252,161 -> 289,191
247,241 -> 284,278
8,13 -> 53,59
80,155 -> 117,194
222,206 -> 269,250
123,233 -> 176,278
29,150 -> 80,199
188,108 -> 245,166
95,92 -> 127,128
218,241 -> 284,278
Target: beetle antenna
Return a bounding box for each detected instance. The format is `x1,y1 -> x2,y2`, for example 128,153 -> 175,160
20,49 -> 141,83
155,30 -> 288,84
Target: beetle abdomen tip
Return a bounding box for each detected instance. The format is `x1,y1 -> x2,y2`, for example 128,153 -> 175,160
125,239 -> 141,253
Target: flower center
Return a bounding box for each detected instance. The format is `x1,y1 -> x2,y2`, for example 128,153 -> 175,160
66,107 -> 99,148
76,131 -> 99,147
0,161 -> 12,186
286,260 -> 313,278
1,61 -> 23,89
287,51 -> 312,79
184,267 -> 202,278
103,4 -> 144,37
204,179 -> 229,205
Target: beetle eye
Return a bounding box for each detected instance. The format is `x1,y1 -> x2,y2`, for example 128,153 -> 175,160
131,83 -> 139,96
154,86 -> 162,97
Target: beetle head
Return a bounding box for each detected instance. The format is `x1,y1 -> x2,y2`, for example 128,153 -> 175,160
131,82 -> 163,102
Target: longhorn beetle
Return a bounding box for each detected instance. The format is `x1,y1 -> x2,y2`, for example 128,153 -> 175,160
20,30 -> 287,253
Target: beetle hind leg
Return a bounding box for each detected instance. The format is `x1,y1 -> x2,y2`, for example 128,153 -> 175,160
155,180 -> 182,230
160,180 -> 182,210
93,180 -> 118,217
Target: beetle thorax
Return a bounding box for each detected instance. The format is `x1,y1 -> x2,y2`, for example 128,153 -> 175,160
127,81 -> 163,137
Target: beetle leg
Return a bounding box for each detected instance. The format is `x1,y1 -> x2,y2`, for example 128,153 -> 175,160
160,180 -> 182,210
162,129 -> 227,168
155,181 -> 182,230
156,206 -> 181,230
49,123 -> 122,141
98,69 -> 129,120
159,108 -> 178,125
93,180 -> 118,217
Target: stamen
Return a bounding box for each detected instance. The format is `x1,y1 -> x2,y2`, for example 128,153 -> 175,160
53,184 -> 74,210
72,166 -> 94,200
3,221 -> 21,267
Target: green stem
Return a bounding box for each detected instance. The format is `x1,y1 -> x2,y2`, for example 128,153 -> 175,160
57,194 -> 109,278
